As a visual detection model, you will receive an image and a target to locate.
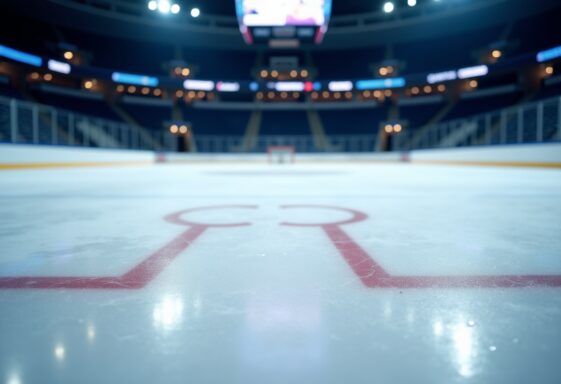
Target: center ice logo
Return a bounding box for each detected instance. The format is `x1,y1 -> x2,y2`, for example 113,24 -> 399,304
1,205 -> 561,290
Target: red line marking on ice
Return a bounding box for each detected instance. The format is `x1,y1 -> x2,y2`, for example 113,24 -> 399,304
323,225 -> 390,286
1,204 -> 560,290
0,205 -> 256,289
281,205 -> 390,285
281,205 -> 561,289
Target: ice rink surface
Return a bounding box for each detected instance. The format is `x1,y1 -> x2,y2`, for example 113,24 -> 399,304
1,162 -> 561,384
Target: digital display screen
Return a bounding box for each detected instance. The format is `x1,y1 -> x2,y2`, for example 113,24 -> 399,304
237,0 -> 331,27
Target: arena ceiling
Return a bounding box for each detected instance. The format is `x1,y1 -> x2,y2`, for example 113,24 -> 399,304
124,0 -> 399,17
3,0 -> 561,50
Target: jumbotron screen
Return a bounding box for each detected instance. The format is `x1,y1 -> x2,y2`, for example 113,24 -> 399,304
239,0 -> 329,26
236,0 -> 332,45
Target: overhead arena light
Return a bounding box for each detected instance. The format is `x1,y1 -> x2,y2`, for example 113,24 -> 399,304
383,2 -> 395,13
190,8 -> 200,18
537,45 -> 561,63
183,79 -> 215,91
47,59 -> 71,74
457,65 -> 489,79
158,0 -> 170,13
148,0 -> 181,14
112,72 -> 159,87
0,44 -> 42,67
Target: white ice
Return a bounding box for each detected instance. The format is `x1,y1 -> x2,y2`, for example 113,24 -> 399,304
1,162 -> 561,384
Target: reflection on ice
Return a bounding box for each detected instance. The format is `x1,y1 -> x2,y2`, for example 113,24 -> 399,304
192,294 -> 202,318
406,308 -> 415,324
87,323 -> 96,342
383,301 -> 392,319
242,293 -> 324,371
153,295 -> 184,332
54,344 -> 65,361
451,317 -> 478,378
432,318 -> 444,337
7,372 -> 22,384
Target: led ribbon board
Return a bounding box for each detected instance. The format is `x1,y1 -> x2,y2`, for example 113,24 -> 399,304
216,82 -> 241,92
355,78 -> 406,90
274,82 -> 305,92
328,81 -> 353,92
0,44 -> 42,67
537,45 -> 561,63
48,60 -> 71,74
111,72 -> 159,87
183,80 -> 215,91
457,65 -> 488,79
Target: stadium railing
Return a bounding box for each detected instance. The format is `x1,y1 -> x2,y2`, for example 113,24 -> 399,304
393,95 -> 561,151
0,96 -> 173,151
1,95 -> 559,153
194,134 -> 377,153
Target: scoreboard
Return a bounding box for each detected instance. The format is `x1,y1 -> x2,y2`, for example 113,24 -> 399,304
236,0 -> 332,46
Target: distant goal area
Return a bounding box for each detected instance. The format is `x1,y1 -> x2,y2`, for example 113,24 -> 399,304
267,145 -> 295,164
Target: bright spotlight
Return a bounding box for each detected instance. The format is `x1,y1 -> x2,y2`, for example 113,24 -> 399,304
408,0 -> 417,6
191,8 -> 200,17
171,4 -> 180,14
158,0 -> 171,14
54,345 -> 65,360
383,2 -> 395,13
148,0 -> 157,11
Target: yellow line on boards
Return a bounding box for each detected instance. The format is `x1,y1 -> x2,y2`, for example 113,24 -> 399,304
412,160 -> 561,169
0,161 -> 154,170
2,159 -> 560,170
